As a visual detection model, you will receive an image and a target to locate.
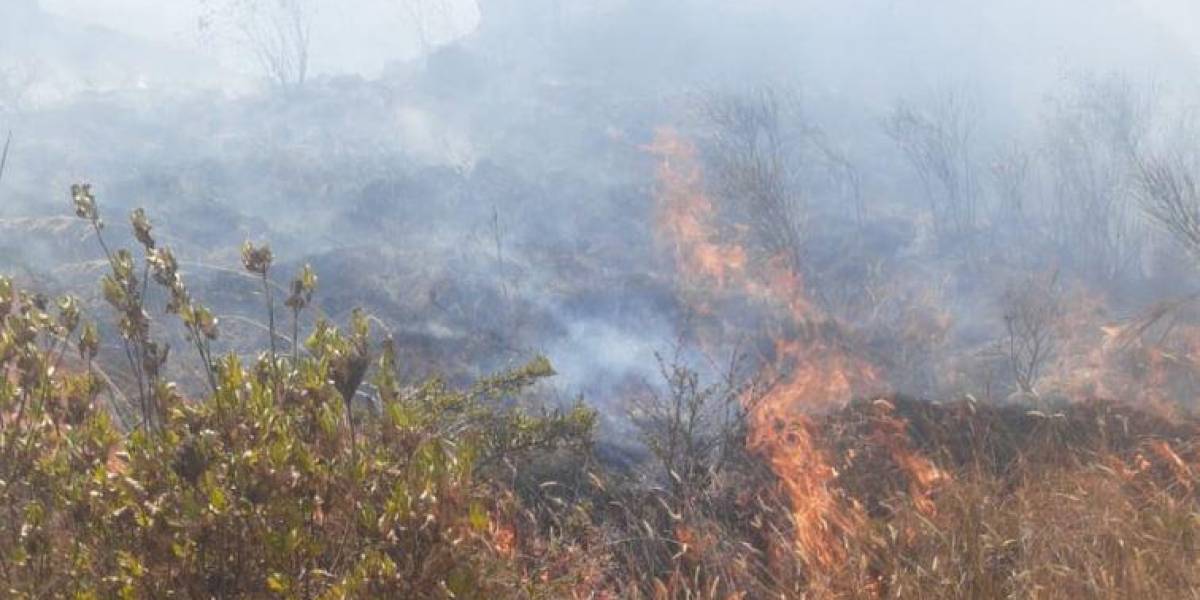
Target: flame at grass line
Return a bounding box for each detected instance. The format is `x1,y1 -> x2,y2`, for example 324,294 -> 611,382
646,127 -> 888,571
1042,289 -> 1200,419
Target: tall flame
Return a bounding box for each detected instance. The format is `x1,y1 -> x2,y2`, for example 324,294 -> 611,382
647,129 -> 749,290
647,127 -> 883,572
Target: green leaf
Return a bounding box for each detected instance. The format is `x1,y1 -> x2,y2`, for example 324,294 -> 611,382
267,572 -> 288,593
468,502 -> 489,532
209,486 -> 227,514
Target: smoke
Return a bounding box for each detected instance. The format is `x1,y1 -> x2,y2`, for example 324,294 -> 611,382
4,0 -> 1200,431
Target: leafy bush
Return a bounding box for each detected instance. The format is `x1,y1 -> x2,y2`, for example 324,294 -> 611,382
0,186 -> 594,598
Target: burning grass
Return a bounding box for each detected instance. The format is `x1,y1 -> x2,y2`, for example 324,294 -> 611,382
825,395 -> 1200,599
580,394 -> 1200,598
618,125 -> 1200,598
6,114 -> 1200,596
5,221 -> 1200,598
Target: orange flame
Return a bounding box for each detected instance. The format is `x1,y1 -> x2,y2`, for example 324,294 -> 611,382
1046,289 -> 1200,418
866,398 -> 948,516
647,127 -> 885,572
645,129 -> 749,290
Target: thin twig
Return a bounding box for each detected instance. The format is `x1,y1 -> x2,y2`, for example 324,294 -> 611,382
0,130 -> 10,189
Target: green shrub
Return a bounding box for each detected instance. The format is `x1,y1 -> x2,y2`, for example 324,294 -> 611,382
0,186 -> 595,598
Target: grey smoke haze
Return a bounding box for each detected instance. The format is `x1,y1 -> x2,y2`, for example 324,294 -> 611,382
37,0 -> 479,82
3,0 -> 1200,431
11,1 -> 1200,95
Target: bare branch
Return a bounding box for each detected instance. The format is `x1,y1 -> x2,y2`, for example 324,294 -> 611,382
200,0 -> 314,91
885,90 -> 980,238
1000,271 -> 1063,395
1137,153 -> 1200,262
1044,74 -> 1151,282
0,130 -> 10,190
700,86 -> 808,274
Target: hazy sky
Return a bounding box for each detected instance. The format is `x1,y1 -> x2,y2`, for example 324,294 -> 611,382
17,0 -> 1200,110
35,0 -> 1200,79
1137,0 -> 1200,55
39,0 -> 481,79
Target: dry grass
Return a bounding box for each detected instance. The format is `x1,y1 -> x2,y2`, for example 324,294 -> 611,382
584,396 -> 1200,599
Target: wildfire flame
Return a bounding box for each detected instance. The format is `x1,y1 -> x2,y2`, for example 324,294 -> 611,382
647,127 -> 889,572
865,398 -> 948,517
1046,289 -> 1200,419
646,129 -> 749,291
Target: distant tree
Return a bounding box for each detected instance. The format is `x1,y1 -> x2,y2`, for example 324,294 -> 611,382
1137,153 -> 1200,262
199,0 -> 314,91
811,133 -> 866,227
700,86 -> 808,274
1043,74 -> 1151,282
884,89 -> 981,240
989,140 -> 1032,227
